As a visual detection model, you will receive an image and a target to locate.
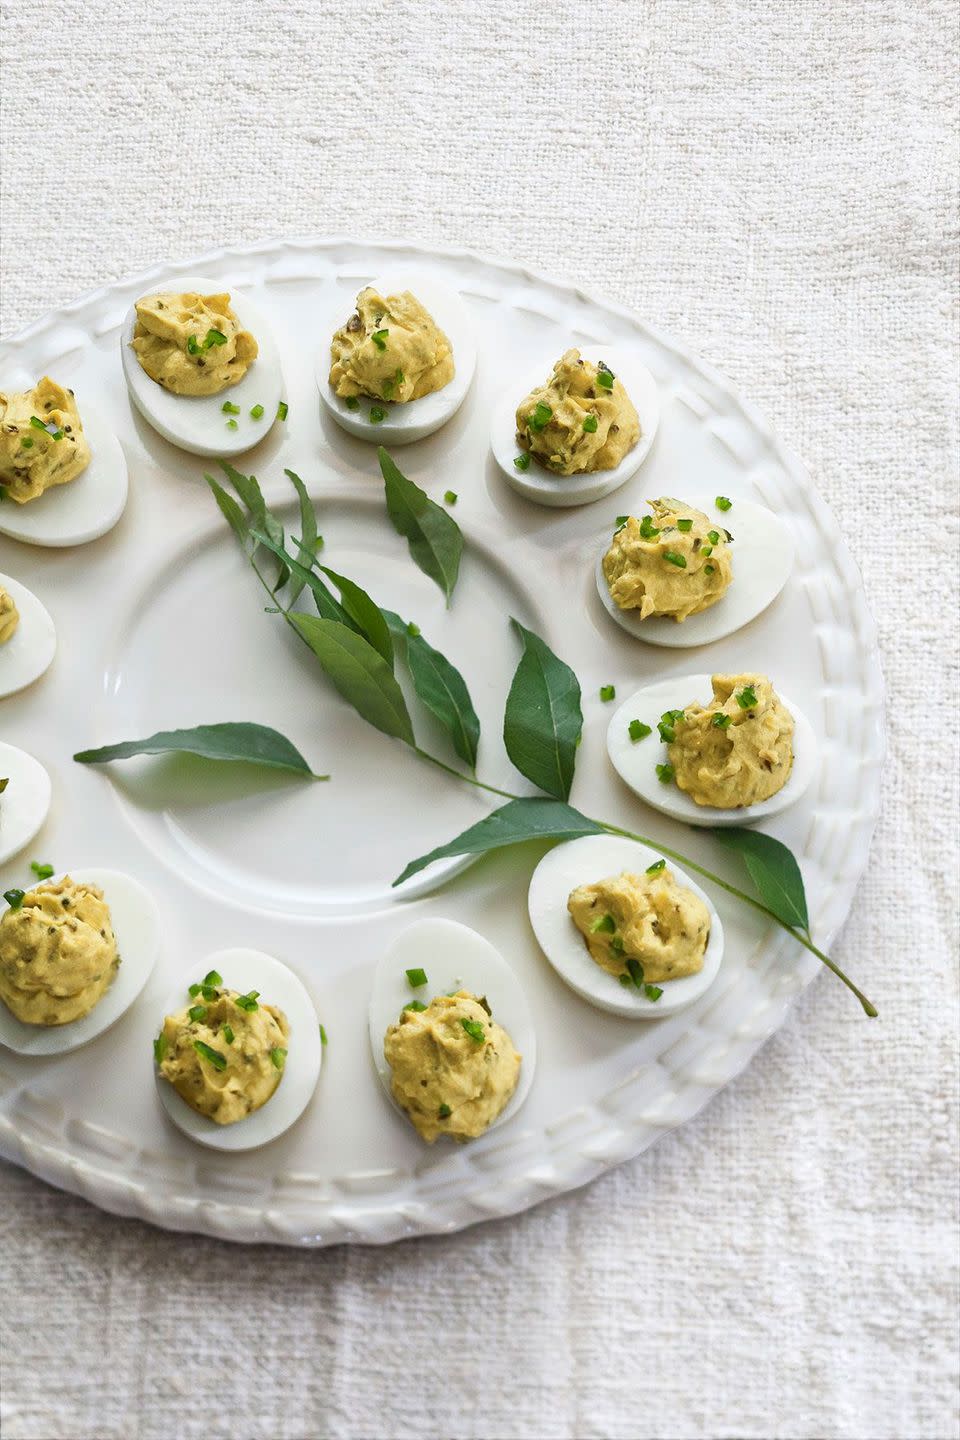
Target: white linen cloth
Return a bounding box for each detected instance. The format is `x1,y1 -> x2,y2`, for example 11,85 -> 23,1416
0,2 -> 957,1437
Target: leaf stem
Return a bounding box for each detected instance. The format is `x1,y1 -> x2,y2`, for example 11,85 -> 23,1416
227,502 -> 876,1018
596,820 -> 877,1017
411,747 -> 877,1018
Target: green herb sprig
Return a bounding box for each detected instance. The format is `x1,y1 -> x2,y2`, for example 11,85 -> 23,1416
204,456 -> 877,1016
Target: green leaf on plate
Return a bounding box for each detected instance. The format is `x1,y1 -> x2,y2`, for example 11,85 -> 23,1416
205,474 -> 249,546
317,564 -> 394,668
382,611 -> 480,768
379,447 -> 463,603
73,723 -> 324,779
393,797 -> 602,886
713,828 -> 810,932
406,629 -> 480,768
503,618 -> 583,801
290,613 -> 414,744
284,469 -> 318,605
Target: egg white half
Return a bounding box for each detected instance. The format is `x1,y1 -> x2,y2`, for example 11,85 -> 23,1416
0,867 -> 160,1056
316,273 -> 477,444
0,741 -> 51,865
595,496 -> 795,646
528,835 -> 724,1018
492,346 -> 660,509
0,401 -> 128,548
0,573 -> 56,697
607,675 -> 818,828
120,275 -> 285,458
368,918 -> 537,1138
154,946 -> 322,1152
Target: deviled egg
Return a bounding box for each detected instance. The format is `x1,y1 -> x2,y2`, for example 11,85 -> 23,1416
368,918 -> 536,1143
528,835 -> 724,1018
0,375 -> 127,547
317,274 -> 477,444
0,573 -> 56,697
607,673 -> 818,827
0,868 -> 160,1056
0,741 -> 51,865
595,494 -> 794,646
492,346 -> 660,508
121,277 -> 285,458
154,947 -> 321,1152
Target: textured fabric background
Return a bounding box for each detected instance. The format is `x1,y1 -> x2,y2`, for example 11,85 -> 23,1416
1,2 -> 958,1438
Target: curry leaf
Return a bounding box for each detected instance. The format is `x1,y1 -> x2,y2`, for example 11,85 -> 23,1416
317,565 -> 394,668
205,474 -> 249,547
713,828 -> 810,932
379,447 -> 462,603
394,798 -> 602,887
220,461 -> 267,530
503,619 -> 583,801
74,723 -> 324,779
406,629 -> 480,768
382,611 -> 479,767
290,613 -> 414,744
284,469 -> 318,605
220,462 -> 287,586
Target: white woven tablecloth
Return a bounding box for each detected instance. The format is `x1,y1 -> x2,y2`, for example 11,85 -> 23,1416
1,3 -> 958,1437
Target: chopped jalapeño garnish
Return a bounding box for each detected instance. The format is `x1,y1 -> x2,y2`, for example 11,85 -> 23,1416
628,719 -> 652,742
193,1040 -> 227,1071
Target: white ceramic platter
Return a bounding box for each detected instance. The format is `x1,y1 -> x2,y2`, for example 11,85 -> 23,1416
0,239 -> 883,1246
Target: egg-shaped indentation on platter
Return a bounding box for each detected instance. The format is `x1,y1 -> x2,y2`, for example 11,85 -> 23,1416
154,947 -> 322,1152
120,276 -> 285,458
606,675 -> 818,827
0,573 -> 56,696
0,401 -> 128,548
368,918 -> 536,1138
317,273 -> 477,444
491,346 -> 660,508
0,741 -> 51,865
528,834 -> 724,1018
0,868 -> 160,1056
595,496 -> 794,646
